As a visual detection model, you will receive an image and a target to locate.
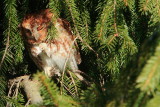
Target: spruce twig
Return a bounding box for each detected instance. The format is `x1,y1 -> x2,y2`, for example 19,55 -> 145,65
108,0 -> 118,45
0,35 -> 10,70
68,71 -> 78,96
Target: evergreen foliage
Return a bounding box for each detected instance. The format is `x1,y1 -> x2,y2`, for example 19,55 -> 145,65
35,72 -> 79,107
0,0 -> 160,107
136,44 -> 160,94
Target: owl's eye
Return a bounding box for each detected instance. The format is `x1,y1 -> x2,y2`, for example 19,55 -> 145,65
25,29 -> 31,33
37,24 -> 46,31
37,25 -> 43,31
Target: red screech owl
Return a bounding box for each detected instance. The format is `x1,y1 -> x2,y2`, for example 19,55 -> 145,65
20,9 -> 83,80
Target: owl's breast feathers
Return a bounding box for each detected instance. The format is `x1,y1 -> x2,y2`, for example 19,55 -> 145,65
20,9 -> 81,77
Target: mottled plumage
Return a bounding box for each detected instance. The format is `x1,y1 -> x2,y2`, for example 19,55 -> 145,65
20,9 -> 82,79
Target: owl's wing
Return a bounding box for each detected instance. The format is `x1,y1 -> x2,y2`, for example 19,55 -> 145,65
59,18 -> 81,64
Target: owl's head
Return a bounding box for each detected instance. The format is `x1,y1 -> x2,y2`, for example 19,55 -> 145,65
20,9 -> 53,45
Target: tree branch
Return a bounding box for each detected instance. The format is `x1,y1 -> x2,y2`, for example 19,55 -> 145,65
0,35 -> 10,70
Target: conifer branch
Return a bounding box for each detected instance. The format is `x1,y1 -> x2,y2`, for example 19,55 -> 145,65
62,82 -> 76,97
98,7 -> 109,38
78,35 -> 99,57
0,35 -> 9,70
36,73 -> 78,106
68,71 -> 78,96
141,0 -> 149,11
156,0 -> 160,14
144,0 -> 149,11
1,0 -> 19,72
113,0 -> 118,36
123,0 -> 128,6
108,34 -> 117,45
48,0 -> 60,17
39,74 -> 59,107
108,0 -> 118,45
136,45 -> 160,94
65,0 -> 97,57
142,61 -> 158,89
65,0 -> 80,36
98,5 -> 113,38
85,22 -> 89,37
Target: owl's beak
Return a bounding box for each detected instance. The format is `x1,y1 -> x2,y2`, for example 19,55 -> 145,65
32,29 -> 40,40
32,24 -> 40,40
34,32 -> 40,41
33,24 -> 46,40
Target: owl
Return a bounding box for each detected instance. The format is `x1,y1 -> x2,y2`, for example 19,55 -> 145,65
20,9 -> 83,80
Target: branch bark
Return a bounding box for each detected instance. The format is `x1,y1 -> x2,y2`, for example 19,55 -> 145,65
7,75 -> 43,106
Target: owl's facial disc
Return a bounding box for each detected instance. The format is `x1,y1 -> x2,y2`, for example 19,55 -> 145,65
32,24 -> 40,40
32,23 -> 46,41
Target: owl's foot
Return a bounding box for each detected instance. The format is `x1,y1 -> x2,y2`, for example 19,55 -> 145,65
44,66 -> 61,77
73,70 -> 90,86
